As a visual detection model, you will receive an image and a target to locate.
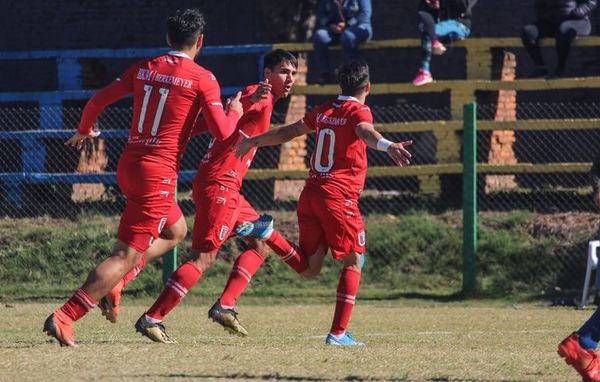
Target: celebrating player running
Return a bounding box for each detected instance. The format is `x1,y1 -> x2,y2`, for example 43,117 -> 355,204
43,8 -> 243,347
236,59 -> 412,345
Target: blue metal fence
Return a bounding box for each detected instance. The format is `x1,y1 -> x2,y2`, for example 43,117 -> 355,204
0,44 -> 277,204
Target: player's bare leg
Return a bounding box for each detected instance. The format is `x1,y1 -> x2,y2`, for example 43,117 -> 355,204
300,243 -> 328,278
43,241 -> 143,347
100,217 -> 187,323
135,248 -> 217,343
325,251 -> 365,346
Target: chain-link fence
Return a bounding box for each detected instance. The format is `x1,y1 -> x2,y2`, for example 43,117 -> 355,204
1,97 -> 600,297
475,100 -> 600,297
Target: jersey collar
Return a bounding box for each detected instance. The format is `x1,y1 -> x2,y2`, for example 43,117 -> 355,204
337,95 -> 362,104
167,50 -> 192,60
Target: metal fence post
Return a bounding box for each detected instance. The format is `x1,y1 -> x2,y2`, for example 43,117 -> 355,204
162,185 -> 178,284
462,102 -> 477,294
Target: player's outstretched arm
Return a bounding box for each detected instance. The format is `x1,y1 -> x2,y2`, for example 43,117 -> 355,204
355,122 -> 413,167
66,80 -> 131,149
236,119 -> 310,158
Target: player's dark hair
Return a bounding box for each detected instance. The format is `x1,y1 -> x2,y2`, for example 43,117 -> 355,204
167,9 -> 205,49
264,49 -> 298,70
336,60 -> 370,96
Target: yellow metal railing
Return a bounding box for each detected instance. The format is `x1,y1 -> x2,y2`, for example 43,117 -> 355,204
247,38 -> 600,194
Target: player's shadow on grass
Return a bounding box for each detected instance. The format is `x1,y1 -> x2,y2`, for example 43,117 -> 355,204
129,373 -> 414,381
361,291 -> 467,302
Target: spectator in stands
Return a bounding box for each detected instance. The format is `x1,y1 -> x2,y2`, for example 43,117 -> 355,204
313,0 -> 373,84
521,0 -> 597,78
412,0 -> 478,86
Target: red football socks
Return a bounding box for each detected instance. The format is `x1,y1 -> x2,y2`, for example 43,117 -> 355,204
265,230 -> 308,273
122,255 -> 147,287
220,249 -> 264,307
330,266 -> 361,335
58,288 -> 98,322
146,261 -> 202,321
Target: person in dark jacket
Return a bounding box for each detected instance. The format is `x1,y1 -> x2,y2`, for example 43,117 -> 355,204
412,0 -> 478,86
522,0 -> 597,77
313,0 -> 372,84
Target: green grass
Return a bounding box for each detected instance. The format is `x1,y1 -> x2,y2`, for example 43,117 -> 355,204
0,299 -> 592,381
0,210 -> 596,299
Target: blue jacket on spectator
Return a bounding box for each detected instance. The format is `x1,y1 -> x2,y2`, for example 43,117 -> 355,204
316,0 -> 373,36
313,0 -> 373,83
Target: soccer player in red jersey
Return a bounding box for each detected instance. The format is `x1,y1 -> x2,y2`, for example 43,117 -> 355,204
42,9 -> 243,347
133,49 -> 309,342
236,60 -> 413,345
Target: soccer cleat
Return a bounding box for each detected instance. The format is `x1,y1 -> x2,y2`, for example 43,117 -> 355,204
208,301 -> 248,337
412,70 -> 433,86
325,331 -> 365,346
557,332 -> 600,381
99,279 -> 123,323
134,314 -> 176,344
43,311 -> 78,347
432,39 -> 447,55
235,214 -> 274,240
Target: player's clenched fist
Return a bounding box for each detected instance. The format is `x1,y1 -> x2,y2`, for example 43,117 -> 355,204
225,91 -> 244,117
250,78 -> 272,104
386,140 -> 413,167
65,130 -> 101,150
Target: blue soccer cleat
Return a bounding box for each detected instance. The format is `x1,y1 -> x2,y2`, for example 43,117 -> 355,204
235,214 -> 274,240
325,331 -> 365,346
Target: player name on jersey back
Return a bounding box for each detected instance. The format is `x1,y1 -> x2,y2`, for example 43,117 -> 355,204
136,68 -> 193,89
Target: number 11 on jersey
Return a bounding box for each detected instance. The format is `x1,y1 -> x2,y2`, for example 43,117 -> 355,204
138,84 -> 170,136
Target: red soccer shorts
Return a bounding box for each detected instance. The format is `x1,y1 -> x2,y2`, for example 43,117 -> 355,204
191,182 -> 259,254
116,158 -> 181,253
297,185 -> 366,260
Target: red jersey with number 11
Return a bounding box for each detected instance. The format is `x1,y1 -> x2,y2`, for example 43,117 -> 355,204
302,95 -> 373,197
77,50 -> 239,175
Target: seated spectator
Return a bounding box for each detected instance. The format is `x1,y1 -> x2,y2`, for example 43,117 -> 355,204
412,0 -> 478,86
313,0 -> 372,84
521,0 -> 597,78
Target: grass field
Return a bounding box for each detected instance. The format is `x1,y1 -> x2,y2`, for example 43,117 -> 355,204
0,298 -> 592,381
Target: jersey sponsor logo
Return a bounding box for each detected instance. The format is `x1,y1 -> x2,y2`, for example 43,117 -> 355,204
216,197 -> 226,205
161,178 -> 172,185
219,225 -> 230,240
316,112 -> 347,126
227,170 -> 238,178
159,190 -> 170,198
358,230 -> 366,246
128,136 -> 162,146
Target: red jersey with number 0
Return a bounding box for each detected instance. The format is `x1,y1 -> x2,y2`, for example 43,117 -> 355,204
196,84 -> 274,190
302,95 -> 373,197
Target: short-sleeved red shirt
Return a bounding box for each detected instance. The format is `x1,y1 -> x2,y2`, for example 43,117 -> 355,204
302,95 -> 373,197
